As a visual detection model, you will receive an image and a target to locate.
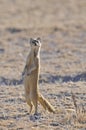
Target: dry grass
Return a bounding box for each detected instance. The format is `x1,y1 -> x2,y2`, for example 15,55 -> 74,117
71,91 -> 86,124
0,0 -> 86,129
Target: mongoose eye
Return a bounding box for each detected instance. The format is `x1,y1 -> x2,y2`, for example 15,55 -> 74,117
32,40 -> 39,46
32,40 -> 37,46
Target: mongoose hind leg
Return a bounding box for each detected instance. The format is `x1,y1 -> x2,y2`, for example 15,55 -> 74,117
28,102 -> 33,114
31,94 -> 38,115
26,96 -> 33,114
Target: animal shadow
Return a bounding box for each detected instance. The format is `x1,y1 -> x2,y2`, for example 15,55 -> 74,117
0,76 -> 23,86
40,72 -> 86,83
0,72 -> 86,86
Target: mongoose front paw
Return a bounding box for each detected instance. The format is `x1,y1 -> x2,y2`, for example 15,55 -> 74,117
27,72 -> 31,76
22,71 -> 25,77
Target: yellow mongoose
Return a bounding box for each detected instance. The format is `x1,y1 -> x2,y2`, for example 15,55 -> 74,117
22,37 -> 55,115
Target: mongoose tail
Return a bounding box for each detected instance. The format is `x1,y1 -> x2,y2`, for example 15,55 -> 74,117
38,93 -> 55,113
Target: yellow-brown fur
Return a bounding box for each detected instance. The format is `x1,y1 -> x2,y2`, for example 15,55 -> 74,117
22,38 -> 55,115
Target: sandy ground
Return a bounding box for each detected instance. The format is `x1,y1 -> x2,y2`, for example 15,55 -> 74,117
0,0 -> 86,130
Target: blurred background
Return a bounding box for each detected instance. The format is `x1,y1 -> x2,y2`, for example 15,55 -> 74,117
0,0 -> 86,30
0,1 -> 86,130
0,0 -> 86,78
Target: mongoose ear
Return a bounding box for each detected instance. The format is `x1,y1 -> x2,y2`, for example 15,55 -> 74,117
37,37 -> 41,42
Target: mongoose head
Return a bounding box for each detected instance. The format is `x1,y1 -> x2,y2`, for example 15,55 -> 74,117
30,37 -> 41,50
